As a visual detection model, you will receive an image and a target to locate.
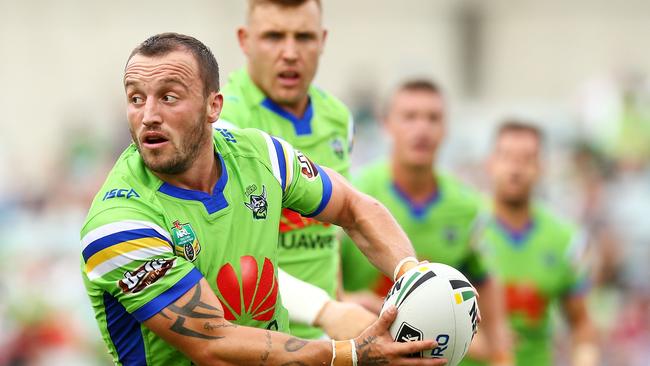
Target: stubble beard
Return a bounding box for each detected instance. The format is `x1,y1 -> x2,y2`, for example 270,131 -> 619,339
132,114 -> 210,176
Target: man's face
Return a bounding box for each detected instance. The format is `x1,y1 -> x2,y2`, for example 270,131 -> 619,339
489,131 -> 541,206
385,89 -> 446,168
124,50 -> 221,175
239,1 -> 326,108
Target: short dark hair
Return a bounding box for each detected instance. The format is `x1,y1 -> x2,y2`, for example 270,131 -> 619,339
395,78 -> 443,96
128,32 -> 220,96
495,119 -> 544,145
248,0 -> 321,12
383,78 -> 444,117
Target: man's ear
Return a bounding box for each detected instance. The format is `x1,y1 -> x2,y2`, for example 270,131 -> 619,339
207,92 -> 223,123
237,27 -> 249,55
319,28 -> 328,55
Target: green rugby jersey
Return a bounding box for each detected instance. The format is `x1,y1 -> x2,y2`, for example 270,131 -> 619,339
81,127 -> 333,365
464,205 -> 588,366
217,68 -> 353,339
341,160 -> 488,296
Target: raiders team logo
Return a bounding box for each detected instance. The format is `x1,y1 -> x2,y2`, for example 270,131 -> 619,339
171,220 -> 202,262
296,150 -> 319,181
245,185 -> 268,220
330,137 -> 344,160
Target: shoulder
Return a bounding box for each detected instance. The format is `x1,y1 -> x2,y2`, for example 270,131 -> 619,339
83,146 -> 164,234
351,160 -> 390,192
310,86 -> 352,126
213,127 -> 293,186
219,70 -> 259,128
534,204 -> 578,241
438,172 -> 482,211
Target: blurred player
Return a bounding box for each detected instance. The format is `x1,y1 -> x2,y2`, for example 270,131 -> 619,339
80,32 -> 446,365
215,0 -> 368,340
474,121 -> 598,366
341,79 -> 512,365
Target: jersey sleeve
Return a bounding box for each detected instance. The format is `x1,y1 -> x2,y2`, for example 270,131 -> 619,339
260,132 -> 332,217
80,208 -> 202,322
561,229 -> 591,297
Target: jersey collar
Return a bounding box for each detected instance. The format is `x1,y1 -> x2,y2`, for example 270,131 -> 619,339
234,68 -> 315,136
158,153 -> 229,215
391,181 -> 441,220
261,97 -> 314,135
494,217 -> 535,248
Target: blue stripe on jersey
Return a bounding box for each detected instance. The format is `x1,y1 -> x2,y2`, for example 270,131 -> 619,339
304,164 -> 333,218
83,228 -> 171,262
390,182 -> 441,220
270,137 -> 287,191
132,268 -> 203,322
158,154 -> 229,215
103,291 -> 146,366
261,97 -> 314,136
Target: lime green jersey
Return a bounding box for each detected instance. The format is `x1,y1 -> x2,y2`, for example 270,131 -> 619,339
81,127 -> 333,365
341,160 -> 488,296
466,205 -> 588,366
218,68 -> 353,339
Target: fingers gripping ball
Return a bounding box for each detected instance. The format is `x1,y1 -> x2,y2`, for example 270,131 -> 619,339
381,262 -> 479,366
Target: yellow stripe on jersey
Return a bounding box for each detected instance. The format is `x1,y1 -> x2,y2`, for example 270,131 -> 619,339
85,237 -> 172,274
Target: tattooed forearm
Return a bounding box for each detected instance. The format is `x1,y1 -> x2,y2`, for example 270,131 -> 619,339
167,284 -> 223,319
203,322 -> 238,331
164,283 -> 228,340
284,337 -> 308,352
356,336 -> 389,366
259,331 -> 272,365
170,317 -> 224,340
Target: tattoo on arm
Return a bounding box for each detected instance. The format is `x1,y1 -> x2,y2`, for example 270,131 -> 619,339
357,336 -> 389,366
284,337 -> 308,352
163,283 -> 227,340
259,330 -> 272,365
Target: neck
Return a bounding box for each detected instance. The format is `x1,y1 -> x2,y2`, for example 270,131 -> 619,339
277,96 -> 309,118
155,141 -> 219,194
493,197 -> 531,230
391,157 -> 437,203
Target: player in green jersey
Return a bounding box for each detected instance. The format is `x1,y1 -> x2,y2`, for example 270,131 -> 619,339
214,0 -> 368,340
470,121 -> 598,366
81,32 -> 446,366
341,79 -> 512,365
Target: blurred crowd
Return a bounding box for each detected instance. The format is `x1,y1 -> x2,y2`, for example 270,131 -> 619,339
1,69 -> 649,366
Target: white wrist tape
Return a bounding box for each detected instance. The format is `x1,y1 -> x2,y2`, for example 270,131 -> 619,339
278,268 -> 331,325
393,256 -> 418,281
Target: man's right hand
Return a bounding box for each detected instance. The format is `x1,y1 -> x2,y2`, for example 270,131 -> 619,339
353,305 -> 447,365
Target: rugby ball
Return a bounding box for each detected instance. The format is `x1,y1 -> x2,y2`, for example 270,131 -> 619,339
380,262 -> 479,365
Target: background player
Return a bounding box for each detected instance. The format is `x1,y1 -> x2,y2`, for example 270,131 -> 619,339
341,79 -> 512,365
82,32 -> 444,365
471,121 -> 598,366
215,0 -> 368,340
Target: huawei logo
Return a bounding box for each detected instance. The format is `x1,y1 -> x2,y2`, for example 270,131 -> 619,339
216,256 -> 278,322
279,208 -> 331,233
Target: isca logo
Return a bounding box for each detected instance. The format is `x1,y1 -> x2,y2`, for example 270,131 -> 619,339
216,256 -> 278,322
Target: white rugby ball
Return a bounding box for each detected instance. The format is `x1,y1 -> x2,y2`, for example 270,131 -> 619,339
380,262 -> 479,366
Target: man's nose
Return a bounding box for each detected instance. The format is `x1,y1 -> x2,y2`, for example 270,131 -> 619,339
142,98 -> 162,126
280,38 -> 299,62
